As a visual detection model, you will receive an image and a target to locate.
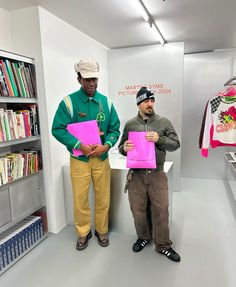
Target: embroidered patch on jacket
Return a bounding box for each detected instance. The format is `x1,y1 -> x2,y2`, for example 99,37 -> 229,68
78,112 -> 87,117
96,112 -> 105,122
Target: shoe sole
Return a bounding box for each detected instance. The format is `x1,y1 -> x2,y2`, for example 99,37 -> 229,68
76,232 -> 92,251
97,240 -> 109,247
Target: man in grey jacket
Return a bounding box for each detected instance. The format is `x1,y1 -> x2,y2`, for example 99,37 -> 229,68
118,87 -> 181,262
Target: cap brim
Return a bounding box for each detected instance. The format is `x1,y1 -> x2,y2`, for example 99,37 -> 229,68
80,71 -> 99,79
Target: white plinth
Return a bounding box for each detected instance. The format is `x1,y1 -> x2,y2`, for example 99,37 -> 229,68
62,151 -> 173,235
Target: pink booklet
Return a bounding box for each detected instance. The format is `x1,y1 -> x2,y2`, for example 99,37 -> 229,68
127,131 -> 156,168
67,120 -> 101,156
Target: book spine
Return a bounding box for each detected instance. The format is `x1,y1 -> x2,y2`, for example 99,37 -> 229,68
0,60 -> 14,97
3,111 -> 11,141
14,63 -> 27,97
0,64 -> 10,96
11,62 -> 23,97
19,63 -> 30,98
5,60 -> 19,97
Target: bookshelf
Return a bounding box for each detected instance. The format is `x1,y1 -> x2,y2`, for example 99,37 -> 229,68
0,49 -> 47,274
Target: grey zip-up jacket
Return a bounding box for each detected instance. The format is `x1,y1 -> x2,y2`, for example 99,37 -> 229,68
118,112 -> 180,171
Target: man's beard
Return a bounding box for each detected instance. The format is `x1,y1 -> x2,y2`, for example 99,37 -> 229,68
144,108 -> 154,117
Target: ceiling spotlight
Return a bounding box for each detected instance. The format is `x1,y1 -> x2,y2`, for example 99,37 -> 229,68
136,0 -> 150,22
136,0 -> 166,45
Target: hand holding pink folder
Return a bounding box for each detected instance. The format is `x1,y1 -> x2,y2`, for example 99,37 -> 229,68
126,131 -> 156,168
67,120 -> 101,156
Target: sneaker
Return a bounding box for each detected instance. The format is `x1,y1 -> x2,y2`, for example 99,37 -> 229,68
132,238 -> 149,252
158,247 -> 181,262
76,231 -> 92,251
95,230 -> 109,247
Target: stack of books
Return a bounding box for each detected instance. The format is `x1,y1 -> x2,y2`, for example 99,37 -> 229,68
0,150 -> 41,186
0,216 -> 44,272
0,105 -> 40,142
0,58 -> 36,98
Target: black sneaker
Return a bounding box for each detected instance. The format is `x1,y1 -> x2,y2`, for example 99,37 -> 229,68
132,238 -> 149,252
76,231 -> 92,251
158,247 -> 181,262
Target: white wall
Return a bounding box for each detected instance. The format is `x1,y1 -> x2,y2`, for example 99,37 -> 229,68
108,43 -> 184,191
182,50 -> 236,179
9,6 -> 109,233
0,8 -> 12,51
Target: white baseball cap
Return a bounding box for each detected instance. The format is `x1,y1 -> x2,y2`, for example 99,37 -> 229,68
74,59 -> 99,78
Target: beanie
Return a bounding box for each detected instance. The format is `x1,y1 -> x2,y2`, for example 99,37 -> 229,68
136,87 -> 155,105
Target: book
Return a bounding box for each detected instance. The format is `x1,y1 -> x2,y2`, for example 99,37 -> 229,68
0,73 -> 9,97
0,119 -> 4,142
0,60 -> 14,97
3,110 -> 11,140
67,120 -> 101,156
11,62 -> 23,97
6,110 -> 18,140
19,63 -> 30,97
14,63 -> 27,97
21,110 -> 31,136
0,108 -> 7,141
28,64 -> 37,97
15,112 -> 26,139
5,60 -> 19,97
24,67 -> 35,97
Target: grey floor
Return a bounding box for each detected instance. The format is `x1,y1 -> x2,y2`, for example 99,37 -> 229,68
1,177 -> 236,287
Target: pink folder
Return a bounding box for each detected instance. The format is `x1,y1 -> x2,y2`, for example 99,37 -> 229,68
67,120 -> 101,156
127,131 -> 156,168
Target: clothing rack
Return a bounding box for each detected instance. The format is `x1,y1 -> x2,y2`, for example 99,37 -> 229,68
224,57 -> 236,86
224,76 -> 236,86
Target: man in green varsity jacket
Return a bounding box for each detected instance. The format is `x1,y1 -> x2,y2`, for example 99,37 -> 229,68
52,59 -> 120,251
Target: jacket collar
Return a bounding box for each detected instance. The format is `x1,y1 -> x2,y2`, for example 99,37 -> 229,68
79,88 -> 100,104
137,111 -> 157,123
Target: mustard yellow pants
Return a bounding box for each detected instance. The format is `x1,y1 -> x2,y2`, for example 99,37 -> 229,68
70,157 -> 111,237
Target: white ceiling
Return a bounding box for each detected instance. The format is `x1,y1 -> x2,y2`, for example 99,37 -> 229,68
1,0 -> 236,54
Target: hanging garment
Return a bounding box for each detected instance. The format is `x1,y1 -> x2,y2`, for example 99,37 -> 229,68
199,92 -> 236,157
216,86 -> 236,97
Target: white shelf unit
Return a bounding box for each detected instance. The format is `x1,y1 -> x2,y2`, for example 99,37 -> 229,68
0,49 -> 47,275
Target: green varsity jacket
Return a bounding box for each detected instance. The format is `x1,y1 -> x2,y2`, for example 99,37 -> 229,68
52,88 -> 120,161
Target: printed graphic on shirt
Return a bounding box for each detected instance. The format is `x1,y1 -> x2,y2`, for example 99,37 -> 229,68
216,106 -> 236,133
213,102 -> 236,143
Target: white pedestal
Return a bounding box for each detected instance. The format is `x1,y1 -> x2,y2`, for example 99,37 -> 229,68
62,152 -> 173,235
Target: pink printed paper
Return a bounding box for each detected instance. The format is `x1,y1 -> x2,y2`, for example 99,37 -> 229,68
127,131 -> 156,169
67,120 -> 101,156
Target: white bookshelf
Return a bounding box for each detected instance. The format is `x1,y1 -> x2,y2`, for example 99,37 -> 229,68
0,49 -> 47,275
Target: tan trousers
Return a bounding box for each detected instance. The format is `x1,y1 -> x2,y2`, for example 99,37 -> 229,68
70,157 -> 111,237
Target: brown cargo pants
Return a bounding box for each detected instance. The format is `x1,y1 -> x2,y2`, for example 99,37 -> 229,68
128,170 -> 172,251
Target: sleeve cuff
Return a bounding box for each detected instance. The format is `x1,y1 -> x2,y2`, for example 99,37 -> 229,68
156,136 -> 165,146
105,141 -> 112,149
74,140 -> 81,149
201,148 -> 208,157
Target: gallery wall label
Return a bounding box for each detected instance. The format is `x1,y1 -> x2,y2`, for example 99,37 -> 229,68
118,83 -> 172,97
